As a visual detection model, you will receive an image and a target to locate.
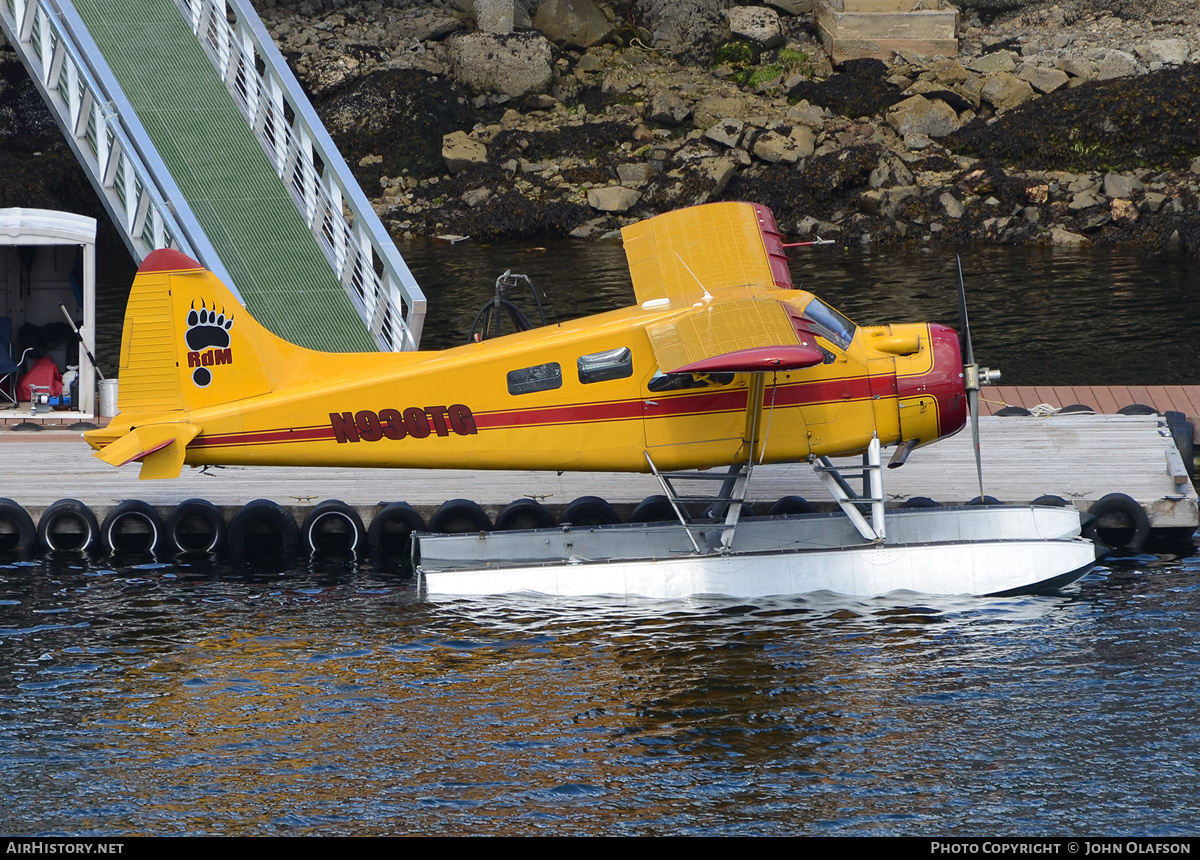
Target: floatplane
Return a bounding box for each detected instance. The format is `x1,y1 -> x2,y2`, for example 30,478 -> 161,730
85,202 -> 1099,598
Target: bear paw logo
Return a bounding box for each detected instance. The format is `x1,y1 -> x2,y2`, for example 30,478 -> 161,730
186,301 -> 234,388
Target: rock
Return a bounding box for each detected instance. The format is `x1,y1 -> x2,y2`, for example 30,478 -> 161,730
640,0 -> 729,59
764,0 -> 813,13
442,130 -> 488,174
785,102 -> 826,130
904,133 -> 933,151
617,162 -> 655,187
587,185 -> 641,212
788,126 -> 816,158
886,95 -> 959,139
448,32 -> 553,98
1049,227 -> 1089,246
726,6 -> 784,49
647,91 -> 691,126
1136,39 -> 1188,67
1068,189 -> 1105,211
1058,57 -> 1096,82
752,131 -> 805,165
1111,198 -> 1138,222
391,14 -> 463,43
693,95 -> 765,129
940,193 -> 964,219
462,187 -> 492,207
1095,50 -> 1140,81
981,73 -> 1034,111
930,58 -> 970,86
570,216 -> 610,238
524,93 -> 559,111
475,0 -> 515,34
704,118 -> 745,148
532,0 -> 613,49
1017,66 -> 1068,95
1103,173 -> 1143,199
966,51 -> 1017,74
700,157 -> 738,200
1143,192 -> 1167,213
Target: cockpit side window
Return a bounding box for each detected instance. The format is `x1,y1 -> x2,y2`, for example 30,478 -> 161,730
648,370 -> 736,392
507,362 -> 562,395
802,298 -> 856,350
578,347 -> 633,384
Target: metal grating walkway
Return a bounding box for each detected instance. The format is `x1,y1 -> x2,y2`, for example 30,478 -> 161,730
71,0 -> 374,351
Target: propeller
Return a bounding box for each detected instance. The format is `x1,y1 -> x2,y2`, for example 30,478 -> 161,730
956,257 -> 1001,503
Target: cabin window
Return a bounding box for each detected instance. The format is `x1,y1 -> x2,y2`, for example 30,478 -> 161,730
647,369 -> 735,393
578,347 -> 633,384
507,362 -> 562,395
803,298 -> 856,350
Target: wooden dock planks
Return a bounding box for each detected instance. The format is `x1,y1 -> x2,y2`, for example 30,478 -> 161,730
1,412 -> 1195,531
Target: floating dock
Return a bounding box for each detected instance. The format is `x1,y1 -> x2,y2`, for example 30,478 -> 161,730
0,388 -> 1194,557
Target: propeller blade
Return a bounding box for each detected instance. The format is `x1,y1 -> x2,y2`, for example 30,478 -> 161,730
968,386 -> 984,503
958,255 -> 984,502
956,255 -> 974,366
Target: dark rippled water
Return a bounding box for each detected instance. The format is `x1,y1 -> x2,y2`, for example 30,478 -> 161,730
3,552 -> 1199,836
401,241 -> 1200,386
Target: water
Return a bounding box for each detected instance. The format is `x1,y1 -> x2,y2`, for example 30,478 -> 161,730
2,552 -> 1199,835
400,241 -> 1200,386
47,242 -> 1200,834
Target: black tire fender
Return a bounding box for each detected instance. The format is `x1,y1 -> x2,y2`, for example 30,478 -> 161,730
301,500 -> 367,555
1086,493 -> 1150,554
629,494 -> 679,523
494,498 -> 556,531
166,499 -> 227,554
368,502 -> 426,555
560,495 -> 621,527
965,495 -> 1003,506
227,499 -> 300,556
769,495 -> 818,516
429,498 -> 492,533
38,499 -> 99,553
1030,495 -> 1070,507
101,500 -> 164,554
0,498 -> 36,553
1117,403 -> 1158,416
995,406 -> 1032,417
901,496 -> 941,509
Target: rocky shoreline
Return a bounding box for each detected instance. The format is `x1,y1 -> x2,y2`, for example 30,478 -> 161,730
255,0 -> 1200,256
2,0 -> 1199,258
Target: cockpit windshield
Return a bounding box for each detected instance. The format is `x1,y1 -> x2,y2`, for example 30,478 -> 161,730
803,298 -> 856,350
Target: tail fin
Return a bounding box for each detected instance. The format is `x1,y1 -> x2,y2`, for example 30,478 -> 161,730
115,249 -> 276,415
86,249 -> 308,478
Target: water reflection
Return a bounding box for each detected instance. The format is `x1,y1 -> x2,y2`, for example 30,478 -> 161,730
401,240 -> 1198,386
2,553 -> 1199,835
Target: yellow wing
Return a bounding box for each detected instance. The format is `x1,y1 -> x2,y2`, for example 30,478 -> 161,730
621,202 -> 793,306
644,299 -> 824,374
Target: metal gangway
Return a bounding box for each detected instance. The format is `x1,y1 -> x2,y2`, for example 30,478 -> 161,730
0,0 -> 426,353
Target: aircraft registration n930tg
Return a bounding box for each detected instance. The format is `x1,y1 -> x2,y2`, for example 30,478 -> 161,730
85,201 -> 968,480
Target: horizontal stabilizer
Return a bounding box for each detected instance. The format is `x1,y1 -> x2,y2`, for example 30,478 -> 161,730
95,423 -> 200,481
670,344 -> 825,374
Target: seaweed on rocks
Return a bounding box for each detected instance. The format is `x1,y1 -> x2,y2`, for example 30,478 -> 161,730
723,144 -> 884,236
787,59 -> 904,119
312,68 -> 478,186
946,65 -> 1200,173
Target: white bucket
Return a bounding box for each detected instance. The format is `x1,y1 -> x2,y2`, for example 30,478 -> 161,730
98,378 -> 119,418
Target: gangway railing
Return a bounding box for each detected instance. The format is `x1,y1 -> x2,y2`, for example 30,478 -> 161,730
0,0 -> 426,351
0,0 -> 240,294
175,0 -> 425,351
